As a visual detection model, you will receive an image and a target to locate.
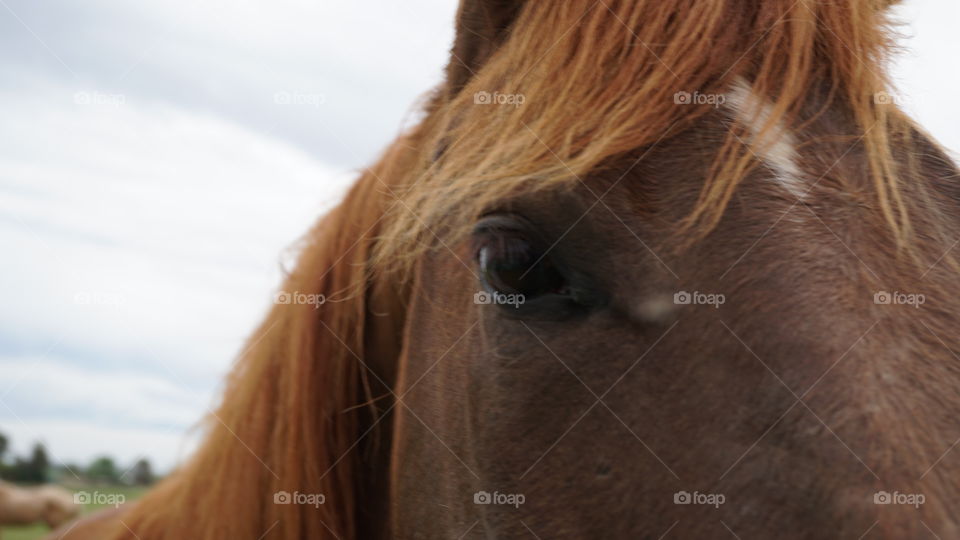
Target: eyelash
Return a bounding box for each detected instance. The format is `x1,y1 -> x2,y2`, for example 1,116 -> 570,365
472,216 -> 600,319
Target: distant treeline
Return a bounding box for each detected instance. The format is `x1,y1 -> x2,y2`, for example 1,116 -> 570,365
0,431 -> 156,486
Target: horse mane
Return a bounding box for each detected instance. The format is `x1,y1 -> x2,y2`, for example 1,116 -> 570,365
90,1 -> 952,539
99,131 -> 422,539
376,0 -> 935,272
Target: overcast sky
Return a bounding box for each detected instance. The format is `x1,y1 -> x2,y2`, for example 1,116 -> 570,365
0,1 -> 956,473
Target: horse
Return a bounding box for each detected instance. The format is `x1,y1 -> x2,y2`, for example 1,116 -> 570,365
54,0 -> 960,538
0,481 -> 79,531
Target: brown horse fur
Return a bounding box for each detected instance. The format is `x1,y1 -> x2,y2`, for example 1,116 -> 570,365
0,481 -> 79,530
55,1 -> 960,538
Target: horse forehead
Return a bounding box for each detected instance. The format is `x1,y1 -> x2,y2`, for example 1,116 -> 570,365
724,78 -> 806,200
595,80 -> 807,220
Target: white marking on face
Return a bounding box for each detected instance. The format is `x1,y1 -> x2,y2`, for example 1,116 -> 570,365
725,78 -> 806,200
632,293 -> 677,324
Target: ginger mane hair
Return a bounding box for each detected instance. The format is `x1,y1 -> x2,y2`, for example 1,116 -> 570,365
102,134 -> 421,538
378,0 -> 935,270
96,1 -> 951,539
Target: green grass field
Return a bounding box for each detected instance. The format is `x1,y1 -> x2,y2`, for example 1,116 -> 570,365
1,485 -> 149,540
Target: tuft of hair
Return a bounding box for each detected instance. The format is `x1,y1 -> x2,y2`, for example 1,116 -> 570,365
98,133 -> 421,539
376,0 -> 925,273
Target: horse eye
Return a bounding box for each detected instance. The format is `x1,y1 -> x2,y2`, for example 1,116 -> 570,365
476,234 -> 567,300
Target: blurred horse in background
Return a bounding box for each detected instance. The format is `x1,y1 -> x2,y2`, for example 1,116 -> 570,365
0,481 -> 78,531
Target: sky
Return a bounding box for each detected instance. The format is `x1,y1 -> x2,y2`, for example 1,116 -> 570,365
0,1 -> 957,474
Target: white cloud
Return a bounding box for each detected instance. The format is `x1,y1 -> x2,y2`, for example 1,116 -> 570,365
0,0 -> 459,474
0,83 -> 355,468
0,85 -> 353,377
890,1 -> 960,157
0,357 -> 208,429
0,0 -> 458,168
